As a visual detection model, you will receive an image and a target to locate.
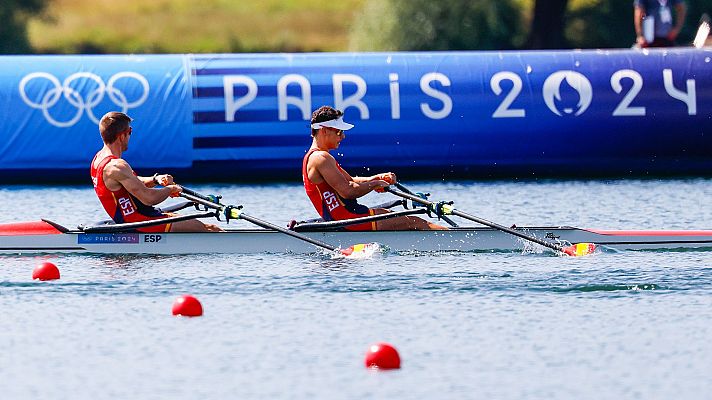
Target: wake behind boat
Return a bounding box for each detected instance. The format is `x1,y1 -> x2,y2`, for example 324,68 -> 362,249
1,219 -> 711,255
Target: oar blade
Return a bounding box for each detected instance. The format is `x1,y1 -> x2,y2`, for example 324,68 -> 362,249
562,243 -> 597,257
338,243 -> 382,259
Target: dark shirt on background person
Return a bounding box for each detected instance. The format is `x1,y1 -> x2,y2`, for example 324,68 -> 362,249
634,0 -> 687,47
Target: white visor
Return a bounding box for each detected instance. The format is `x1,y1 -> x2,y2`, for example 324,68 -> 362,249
311,116 -> 354,131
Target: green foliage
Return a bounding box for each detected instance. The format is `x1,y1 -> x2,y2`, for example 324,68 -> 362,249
349,0 -> 524,51
566,0 -> 632,48
28,0 -> 365,54
351,0 -> 712,51
15,0 -> 712,53
0,0 -> 48,54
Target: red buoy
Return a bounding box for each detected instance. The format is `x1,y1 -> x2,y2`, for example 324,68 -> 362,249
32,262 -> 60,281
172,295 -> 203,317
364,342 -> 401,369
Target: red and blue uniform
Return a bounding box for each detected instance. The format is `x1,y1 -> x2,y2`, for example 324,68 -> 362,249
302,148 -> 376,231
90,154 -> 171,233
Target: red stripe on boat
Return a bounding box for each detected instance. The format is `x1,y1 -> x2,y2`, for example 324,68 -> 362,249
0,221 -> 64,236
586,229 -> 712,237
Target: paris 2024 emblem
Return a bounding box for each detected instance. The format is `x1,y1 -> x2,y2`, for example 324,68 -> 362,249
542,70 -> 593,116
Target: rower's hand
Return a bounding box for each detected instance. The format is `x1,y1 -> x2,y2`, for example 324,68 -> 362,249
378,172 -> 396,185
373,173 -> 395,193
373,180 -> 391,193
156,174 -> 175,186
167,184 -> 182,198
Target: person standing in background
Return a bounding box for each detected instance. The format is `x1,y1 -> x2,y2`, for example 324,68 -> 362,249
634,0 -> 687,47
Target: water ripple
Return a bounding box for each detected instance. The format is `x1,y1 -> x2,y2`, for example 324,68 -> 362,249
549,283 -> 664,293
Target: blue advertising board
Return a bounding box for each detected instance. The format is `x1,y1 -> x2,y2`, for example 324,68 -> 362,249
0,54 -> 191,175
0,49 -> 710,182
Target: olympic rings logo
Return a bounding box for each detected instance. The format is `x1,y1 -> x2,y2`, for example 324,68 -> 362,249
18,72 -> 150,128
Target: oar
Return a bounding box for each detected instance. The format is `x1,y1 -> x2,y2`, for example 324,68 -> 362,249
291,208 -> 428,231
392,182 -> 458,227
384,186 -> 596,256
179,188 -> 376,258
81,211 -> 216,233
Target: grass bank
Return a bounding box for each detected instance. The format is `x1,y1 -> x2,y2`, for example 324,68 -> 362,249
28,0 -> 366,54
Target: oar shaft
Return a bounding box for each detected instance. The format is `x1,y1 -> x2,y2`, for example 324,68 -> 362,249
180,192 -> 339,252
238,213 -> 337,251
293,208 -> 427,231
393,182 -> 458,227
448,209 -> 563,252
181,192 -> 220,210
81,212 -> 216,233
386,187 -> 564,253
181,187 -> 215,202
393,182 -> 415,194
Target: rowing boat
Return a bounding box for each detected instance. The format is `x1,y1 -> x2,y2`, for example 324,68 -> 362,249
1,220 -> 711,255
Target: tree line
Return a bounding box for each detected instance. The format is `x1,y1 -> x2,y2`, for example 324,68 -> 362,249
350,0 -> 712,51
0,0 -> 48,53
3,0 -> 711,54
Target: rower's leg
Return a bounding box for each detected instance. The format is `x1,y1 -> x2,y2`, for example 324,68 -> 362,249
169,219 -> 223,232
372,209 -> 448,230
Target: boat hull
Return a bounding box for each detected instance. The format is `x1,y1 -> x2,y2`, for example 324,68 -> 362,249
1,227 -> 712,255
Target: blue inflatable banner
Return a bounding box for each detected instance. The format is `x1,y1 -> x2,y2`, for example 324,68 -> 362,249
0,49 -> 710,182
0,54 -> 191,172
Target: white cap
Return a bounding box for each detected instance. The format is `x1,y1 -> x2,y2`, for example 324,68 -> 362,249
310,116 -> 354,131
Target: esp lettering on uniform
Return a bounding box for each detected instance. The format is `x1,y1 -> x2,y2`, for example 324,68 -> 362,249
118,197 -> 136,216
323,191 -> 340,212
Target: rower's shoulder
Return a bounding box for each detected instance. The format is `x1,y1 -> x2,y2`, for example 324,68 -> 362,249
104,157 -> 133,178
308,149 -> 333,160
106,157 -> 129,168
307,149 -> 334,165
93,151 -> 122,168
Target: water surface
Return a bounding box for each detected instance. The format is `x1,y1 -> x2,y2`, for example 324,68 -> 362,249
1,180 -> 711,399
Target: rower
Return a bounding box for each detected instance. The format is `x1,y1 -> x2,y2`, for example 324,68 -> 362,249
90,111 -> 222,232
303,106 -> 447,231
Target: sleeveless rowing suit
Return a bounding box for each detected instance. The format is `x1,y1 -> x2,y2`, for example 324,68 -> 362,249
90,154 -> 171,233
302,148 -> 375,231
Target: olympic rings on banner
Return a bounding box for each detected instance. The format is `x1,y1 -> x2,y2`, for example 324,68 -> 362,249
18,71 -> 150,128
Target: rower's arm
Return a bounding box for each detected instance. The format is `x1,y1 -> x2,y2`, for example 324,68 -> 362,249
138,175 -> 156,187
312,153 -> 386,199
340,163 -> 396,185
138,173 -> 175,188
105,159 -> 179,205
353,172 -> 397,184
